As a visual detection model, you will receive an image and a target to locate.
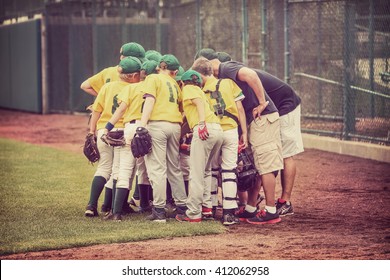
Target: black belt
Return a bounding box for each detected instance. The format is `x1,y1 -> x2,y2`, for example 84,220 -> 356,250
129,120 -> 136,124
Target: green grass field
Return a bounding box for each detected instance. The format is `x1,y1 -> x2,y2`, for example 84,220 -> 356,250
0,138 -> 225,256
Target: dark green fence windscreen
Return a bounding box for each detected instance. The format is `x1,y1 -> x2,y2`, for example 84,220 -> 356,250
0,19 -> 42,113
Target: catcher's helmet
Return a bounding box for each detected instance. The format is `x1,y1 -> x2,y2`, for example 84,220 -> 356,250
236,149 -> 258,192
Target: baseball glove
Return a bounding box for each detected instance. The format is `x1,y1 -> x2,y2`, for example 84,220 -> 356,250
101,130 -> 125,147
83,133 -> 100,163
131,127 -> 152,158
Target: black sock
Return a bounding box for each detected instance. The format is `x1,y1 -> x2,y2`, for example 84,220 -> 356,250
139,184 -> 151,209
114,188 -> 128,214
111,179 -> 117,210
102,187 -> 112,210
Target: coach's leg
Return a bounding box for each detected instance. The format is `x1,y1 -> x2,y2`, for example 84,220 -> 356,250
281,156 -> 296,202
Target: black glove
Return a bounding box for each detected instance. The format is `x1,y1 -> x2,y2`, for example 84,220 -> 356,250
83,133 -> 100,163
131,127 -> 152,158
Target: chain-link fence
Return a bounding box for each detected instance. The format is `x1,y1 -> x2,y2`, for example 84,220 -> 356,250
1,0 -> 389,145
289,0 -> 390,146
170,0 -> 390,145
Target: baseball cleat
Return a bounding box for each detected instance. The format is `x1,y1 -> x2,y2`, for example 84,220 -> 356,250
236,209 -> 258,222
222,212 -> 240,226
145,207 -> 166,223
85,205 -> 98,217
246,209 -> 281,225
276,199 -> 294,216
103,212 -> 122,221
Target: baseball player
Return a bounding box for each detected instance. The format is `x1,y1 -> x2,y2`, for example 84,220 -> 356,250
175,69 -> 223,223
129,60 -> 160,214
81,42 -> 146,214
98,56 -> 145,221
85,57 -> 142,218
80,42 -> 146,97
145,50 -> 163,63
164,65 -> 189,215
138,54 -> 188,223
197,48 -> 283,225
192,57 -> 248,225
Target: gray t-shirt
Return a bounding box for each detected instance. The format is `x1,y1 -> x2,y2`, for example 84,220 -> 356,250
219,61 -> 301,120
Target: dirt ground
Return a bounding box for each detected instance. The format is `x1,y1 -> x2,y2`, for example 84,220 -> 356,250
1,108 -> 389,260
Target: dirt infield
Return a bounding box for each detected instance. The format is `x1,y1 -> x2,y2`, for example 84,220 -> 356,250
1,108 -> 389,260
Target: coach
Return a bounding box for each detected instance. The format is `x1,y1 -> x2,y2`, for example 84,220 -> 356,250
197,48 -> 303,217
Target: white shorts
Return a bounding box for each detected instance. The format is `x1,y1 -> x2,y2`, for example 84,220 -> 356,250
280,104 -> 304,158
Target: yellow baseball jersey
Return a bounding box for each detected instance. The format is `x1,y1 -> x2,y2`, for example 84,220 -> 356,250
182,84 -> 220,129
203,76 -> 244,131
88,66 -> 120,93
117,81 -> 145,123
141,73 -> 183,123
92,80 -> 127,130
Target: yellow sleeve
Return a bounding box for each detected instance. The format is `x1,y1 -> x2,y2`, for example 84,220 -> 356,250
92,84 -> 107,112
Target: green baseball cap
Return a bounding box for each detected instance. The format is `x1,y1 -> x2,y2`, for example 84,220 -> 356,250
118,56 -> 142,74
194,48 -> 218,60
217,51 -> 232,62
141,60 -> 159,75
181,69 -> 203,85
120,42 -> 145,59
174,66 -> 185,81
145,50 -> 162,63
160,54 -> 180,71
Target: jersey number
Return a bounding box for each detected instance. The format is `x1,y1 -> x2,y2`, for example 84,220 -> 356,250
167,81 -> 179,103
111,94 -> 119,114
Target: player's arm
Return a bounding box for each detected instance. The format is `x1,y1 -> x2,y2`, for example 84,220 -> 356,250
236,99 -> 248,149
81,79 -> 98,97
89,111 -> 101,134
236,67 -> 269,118
140,95 -> 156,127
191,97 -> 205,123
104,101 -> 128,133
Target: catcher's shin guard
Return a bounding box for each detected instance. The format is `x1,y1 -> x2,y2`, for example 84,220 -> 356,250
221,169 -> 238,209
211,167 -> 220,207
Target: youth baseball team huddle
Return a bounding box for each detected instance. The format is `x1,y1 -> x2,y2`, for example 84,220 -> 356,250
81,41 -> 304,226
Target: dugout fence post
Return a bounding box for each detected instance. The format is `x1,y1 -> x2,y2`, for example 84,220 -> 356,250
92,0 -> 98,74
316,0 -> 323,117
241,0 -> 248,65
342,1 -> 357,140
195,0 -> 202,54
67,1 -> 74,113
261,0 -> 268,71
368,0 -> 375,118
155,0 -> 161,53
284,0 -> 290,84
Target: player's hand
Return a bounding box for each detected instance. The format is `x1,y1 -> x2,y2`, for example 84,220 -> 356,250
198,121 -> 209,140
180,143 -> 191,152
252,101 -> 269,121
